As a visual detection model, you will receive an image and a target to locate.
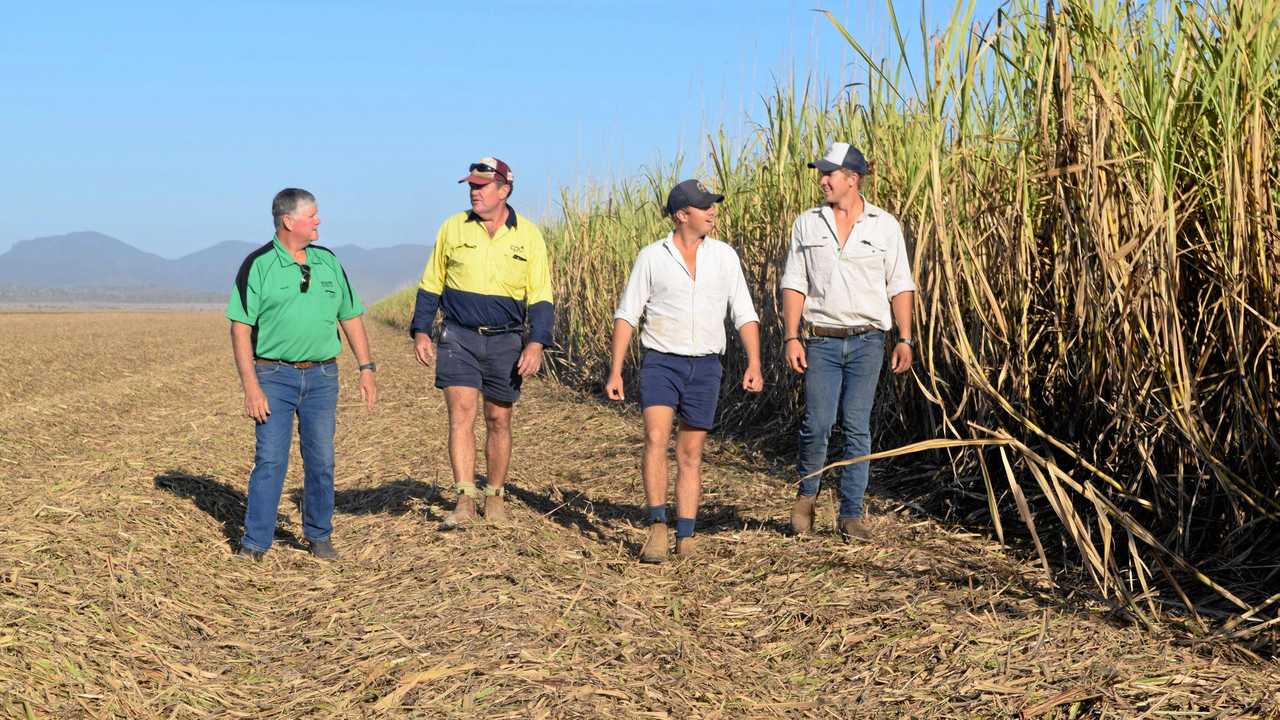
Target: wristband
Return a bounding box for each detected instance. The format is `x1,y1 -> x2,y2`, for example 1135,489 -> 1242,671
784,337 -> 801,343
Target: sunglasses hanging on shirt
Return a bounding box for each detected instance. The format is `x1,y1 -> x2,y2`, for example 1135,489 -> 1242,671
299,263 -> 311,293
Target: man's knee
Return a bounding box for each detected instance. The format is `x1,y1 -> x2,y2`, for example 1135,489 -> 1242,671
675,445 -> 702,469
448,404 -> 477,431
483,402 -> 512,432
643,423 -> 671,449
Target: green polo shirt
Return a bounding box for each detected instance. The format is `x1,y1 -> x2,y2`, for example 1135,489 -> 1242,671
226,236 -> 364,362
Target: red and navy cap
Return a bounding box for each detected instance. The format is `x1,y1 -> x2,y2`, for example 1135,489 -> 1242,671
458,156 -> 513,185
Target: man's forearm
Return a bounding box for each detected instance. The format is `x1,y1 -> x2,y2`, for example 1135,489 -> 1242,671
229,322 -> 259,390
738,321 -> 761,366
339,316 -> 374,365
891,291 -> 914,340
609,318 -> 635,375
782,289 -> 805,338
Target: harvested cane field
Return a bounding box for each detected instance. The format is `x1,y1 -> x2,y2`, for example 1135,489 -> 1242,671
1,311 -> 1277,718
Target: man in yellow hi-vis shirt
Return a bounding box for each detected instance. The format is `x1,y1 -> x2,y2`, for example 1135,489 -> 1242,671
410,157 -> 554,530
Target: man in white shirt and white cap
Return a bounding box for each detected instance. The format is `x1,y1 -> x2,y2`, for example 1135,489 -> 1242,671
780,142 -> 916,541
606,179 -> 764,563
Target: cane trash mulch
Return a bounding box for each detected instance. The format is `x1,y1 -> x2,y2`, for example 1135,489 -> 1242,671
0,312 -> 1276,719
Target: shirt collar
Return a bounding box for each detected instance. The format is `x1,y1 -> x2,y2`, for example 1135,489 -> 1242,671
817,196 -> 882,223
465,205 -> 518,229
660,232 -> 712,251
271,234 -> 306,267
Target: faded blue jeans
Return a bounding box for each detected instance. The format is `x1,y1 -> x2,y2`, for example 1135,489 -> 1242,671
796,331 -> 885,519
240,362 -> 340,553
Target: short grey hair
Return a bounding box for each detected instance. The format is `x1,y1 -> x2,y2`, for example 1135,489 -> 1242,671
272,188 -> 316,229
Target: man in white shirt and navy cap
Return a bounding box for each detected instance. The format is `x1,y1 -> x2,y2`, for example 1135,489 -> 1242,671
780,142 -> 916,541
606,179 -> 764,563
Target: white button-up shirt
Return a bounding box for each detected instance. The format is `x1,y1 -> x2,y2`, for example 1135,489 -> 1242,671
614,234 -> 760,356
779,200 -> 916,330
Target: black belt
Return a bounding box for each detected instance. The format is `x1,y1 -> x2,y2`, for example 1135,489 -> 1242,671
255,357 -> 337,369
808,324 -> 877,338
459,323 -> 523,336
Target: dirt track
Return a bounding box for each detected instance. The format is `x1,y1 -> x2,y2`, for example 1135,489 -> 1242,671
1,312 -> 1277,719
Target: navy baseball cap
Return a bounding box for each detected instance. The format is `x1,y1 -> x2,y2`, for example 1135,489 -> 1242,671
664,179 -> 724,216
808,142 -> 870,174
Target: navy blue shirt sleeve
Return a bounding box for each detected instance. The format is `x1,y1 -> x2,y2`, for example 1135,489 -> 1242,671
410,288 -> 440,338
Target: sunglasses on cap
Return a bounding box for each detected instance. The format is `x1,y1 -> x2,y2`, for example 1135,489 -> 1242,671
469,163 -> 497,173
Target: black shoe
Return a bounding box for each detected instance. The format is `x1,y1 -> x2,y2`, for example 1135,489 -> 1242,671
307,538 -> 338,561
236,544 -> 265,561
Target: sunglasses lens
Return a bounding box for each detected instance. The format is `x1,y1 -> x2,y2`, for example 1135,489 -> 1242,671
470,163 -> 495,173
299,264 -> 311,293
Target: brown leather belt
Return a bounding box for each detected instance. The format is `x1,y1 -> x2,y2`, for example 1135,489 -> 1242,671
808,323 -> 877,338
255,357 -> 337,369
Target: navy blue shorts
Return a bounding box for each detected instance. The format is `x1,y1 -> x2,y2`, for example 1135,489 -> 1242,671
435,322 -> 524,404
638,351 -> 723,430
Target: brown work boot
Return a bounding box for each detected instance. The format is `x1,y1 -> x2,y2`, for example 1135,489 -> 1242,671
674,535 -> 698,559
483,494 -> 508,524
639,523 -> 668,564
837,516 -> 872,543
790,494 -> 817,535
440,495 -> 477,531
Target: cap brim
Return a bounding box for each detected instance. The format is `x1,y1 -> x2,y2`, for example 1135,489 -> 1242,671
808,159 -> 841,171
459,174 -> 497,185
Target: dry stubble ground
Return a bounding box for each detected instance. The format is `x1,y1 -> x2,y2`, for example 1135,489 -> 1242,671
0,311 -> 1277,719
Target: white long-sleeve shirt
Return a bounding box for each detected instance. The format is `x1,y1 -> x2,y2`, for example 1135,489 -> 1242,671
614,234 -> 760,356
779,200 -> 916,330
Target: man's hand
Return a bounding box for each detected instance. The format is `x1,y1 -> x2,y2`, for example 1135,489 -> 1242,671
605,372 -> 625,401
414,333 -> 435,366
785,338 -> 807,374
891,341 -> 913,374
742,364 -> 764,393
516,341 -> 544,377
244,384 -> 270,423
359,370 -> 379,410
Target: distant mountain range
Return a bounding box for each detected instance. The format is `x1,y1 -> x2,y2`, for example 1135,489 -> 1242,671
0,231 -> 430,304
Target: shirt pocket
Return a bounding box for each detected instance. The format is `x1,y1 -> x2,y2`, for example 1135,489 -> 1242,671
800,238 -> 835,295
700,266 -> 732,315
841,242 -> 887,292
445,241 -> 480,273
500,248 -> 528,293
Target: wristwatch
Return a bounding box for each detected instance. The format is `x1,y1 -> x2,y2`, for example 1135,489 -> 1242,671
358,362 -> 378,372
897,338 -> 915,347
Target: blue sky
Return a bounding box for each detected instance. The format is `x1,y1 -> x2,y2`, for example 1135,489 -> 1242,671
0,1 -> 1000,258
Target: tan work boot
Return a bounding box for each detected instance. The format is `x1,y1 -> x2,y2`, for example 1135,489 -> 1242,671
790,494 -> 817,535
639,523 -> 668,564
483,490 -> 508,524
674,535 -> 698,559
440,492 -> 478,531
837,516 -> 872,542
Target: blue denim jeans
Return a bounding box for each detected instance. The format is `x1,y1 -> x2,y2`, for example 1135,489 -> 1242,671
796,331 -> 884,519
240,362 -> 340,552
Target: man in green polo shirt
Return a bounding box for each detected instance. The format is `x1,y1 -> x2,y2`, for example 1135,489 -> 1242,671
227,187 -> 378,561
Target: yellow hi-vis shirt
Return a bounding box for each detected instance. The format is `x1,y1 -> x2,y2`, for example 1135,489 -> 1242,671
409,208 -> 554,345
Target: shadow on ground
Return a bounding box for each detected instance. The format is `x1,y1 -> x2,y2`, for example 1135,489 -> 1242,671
153,470 -> 302,550
288,476 -> 442,518
507,482 -> 791,546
